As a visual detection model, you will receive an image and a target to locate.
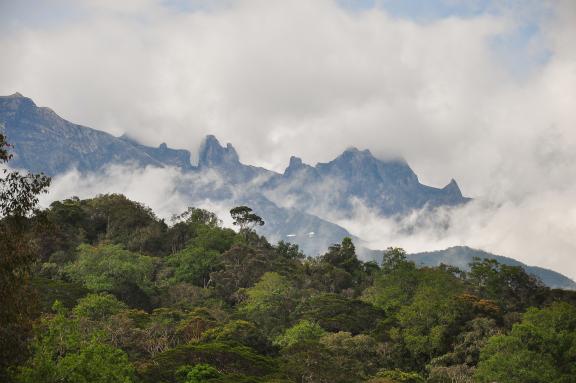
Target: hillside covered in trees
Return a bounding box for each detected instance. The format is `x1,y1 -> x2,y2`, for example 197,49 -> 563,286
2,135 -> 576,383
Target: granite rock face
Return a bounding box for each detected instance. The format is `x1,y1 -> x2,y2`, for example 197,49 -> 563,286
0,93 -> 163,175
263,147 -> 469,218
3,93 -> 575,287
120,135 -> 194,170
1,93 -> 468,255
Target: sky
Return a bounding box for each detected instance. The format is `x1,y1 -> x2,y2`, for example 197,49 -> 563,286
1,0 -> 575,278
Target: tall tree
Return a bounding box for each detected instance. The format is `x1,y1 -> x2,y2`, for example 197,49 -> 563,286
0,133 -> 50,378
230,206 -> 264,232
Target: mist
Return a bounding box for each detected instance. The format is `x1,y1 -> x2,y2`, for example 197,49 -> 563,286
3,0 -> 576,278
39,163 -> 576,280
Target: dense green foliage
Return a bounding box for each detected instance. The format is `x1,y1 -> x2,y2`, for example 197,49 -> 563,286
0,134 -> 50,378
1,190 -> 575,382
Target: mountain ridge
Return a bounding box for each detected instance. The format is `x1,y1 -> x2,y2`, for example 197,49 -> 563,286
4,93 -> 572,290
409,246 -> 576,290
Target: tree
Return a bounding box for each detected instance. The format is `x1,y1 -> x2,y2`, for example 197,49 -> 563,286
295,293 -> 384,334
172,207 -> 221,228
72,293 -> 128,321
0,133 -> 50,378
230,206 -> 264,232
475,302 -> 576,383
276,240 -> 305,260
274,320 -> 326,349
321,237 -> 361,275
362,248 -> 420,314
65,244 -> 157,308
201,320 -> 273,355
368,369 -> 424,383
85,194 -> 168,255
166,246 -> 222,288
0,134 -> 50,218
391,269 -> 465,369
209,245 -> 271,302
428,317 -> 501,383
240,272 -> 297,336
15,301 -> 135,383
320,332 -> 385,381
176,364 -> 221,383
467,258 -> 547,312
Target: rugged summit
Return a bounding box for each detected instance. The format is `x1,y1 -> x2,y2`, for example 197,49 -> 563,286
264,146 -> 468,217
197,135 -> 273,184
0,93 -> 468,254
0,93 -> 162,175
1,93 -> 574,288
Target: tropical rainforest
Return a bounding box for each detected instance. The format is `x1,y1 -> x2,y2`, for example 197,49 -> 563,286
1,133 -> 576,383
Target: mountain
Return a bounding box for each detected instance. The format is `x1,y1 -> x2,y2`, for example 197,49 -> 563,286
2,93 -> 575,288
197,134 -> 274,184
0,93 -> 471,253
120,135 -> 194,170
0,93 -> 164,175
409,246 -> 576,290
263,147 -> 469,218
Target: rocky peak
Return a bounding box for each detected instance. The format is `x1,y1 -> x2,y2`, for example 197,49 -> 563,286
442,178 -> 464,197
319,146 -> 416,183
0,92 -> 36,111
283,155 -> 318,179
198,134 -> 240,168
288,155 -> 303,168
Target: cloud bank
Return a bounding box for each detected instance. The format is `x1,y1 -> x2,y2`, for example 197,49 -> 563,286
2,0 -> 576,278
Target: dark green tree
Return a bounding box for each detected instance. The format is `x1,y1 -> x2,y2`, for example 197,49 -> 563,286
230,206 -> 264,232
0,133 -> 50,378
475,302 -> 576,383
321,237 -> 361,275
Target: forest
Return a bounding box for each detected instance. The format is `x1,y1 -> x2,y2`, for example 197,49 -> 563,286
1,133 -> 576,383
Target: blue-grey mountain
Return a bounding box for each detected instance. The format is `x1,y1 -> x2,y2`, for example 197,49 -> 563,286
409,246 -> 576,290
2,93 -> 574,289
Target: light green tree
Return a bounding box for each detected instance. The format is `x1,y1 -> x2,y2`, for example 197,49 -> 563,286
240,272 -> 297,336
274,320 -> 326,348
73,293 -> 128,321
65,243 -> 156,294
475,302 -> 576,383
166,246 -> 221,288
175,364 -> 221,383
16,302 -> 135,383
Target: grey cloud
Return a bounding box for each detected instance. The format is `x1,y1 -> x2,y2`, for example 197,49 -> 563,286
3,0 -> 576,278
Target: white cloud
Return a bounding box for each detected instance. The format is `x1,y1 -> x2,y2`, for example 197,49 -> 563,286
336,194 -> 576,280
2,0 -> 576,278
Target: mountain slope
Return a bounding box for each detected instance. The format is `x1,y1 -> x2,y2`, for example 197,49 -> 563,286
2,93 -> 575,288
264,147 -> 469,218
409,246 -> 576,290
0,93 -> 166,175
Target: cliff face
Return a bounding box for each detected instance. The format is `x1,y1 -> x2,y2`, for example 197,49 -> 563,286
264,147 -> 468,218
0,93 -> 166,175
0,93 -> 469,255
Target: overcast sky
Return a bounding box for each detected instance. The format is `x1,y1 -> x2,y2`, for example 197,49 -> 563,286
1,0 -> 575,278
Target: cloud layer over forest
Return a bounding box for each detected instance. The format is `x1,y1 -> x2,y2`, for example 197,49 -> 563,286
2,0 -> 575,278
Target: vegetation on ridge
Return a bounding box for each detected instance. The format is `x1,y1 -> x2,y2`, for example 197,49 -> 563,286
1,134 -> 575,383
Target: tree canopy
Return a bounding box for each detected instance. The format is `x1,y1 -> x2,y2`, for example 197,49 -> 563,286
1,192 -> 574,383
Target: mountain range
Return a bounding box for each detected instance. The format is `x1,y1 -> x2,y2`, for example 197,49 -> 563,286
1,92 -> 573,289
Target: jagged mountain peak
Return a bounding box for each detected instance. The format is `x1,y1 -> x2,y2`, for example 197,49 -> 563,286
1,92 -> 37,110
288,155 -> 303,168
198,134 -> 240,168
443,178 -> 463,196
